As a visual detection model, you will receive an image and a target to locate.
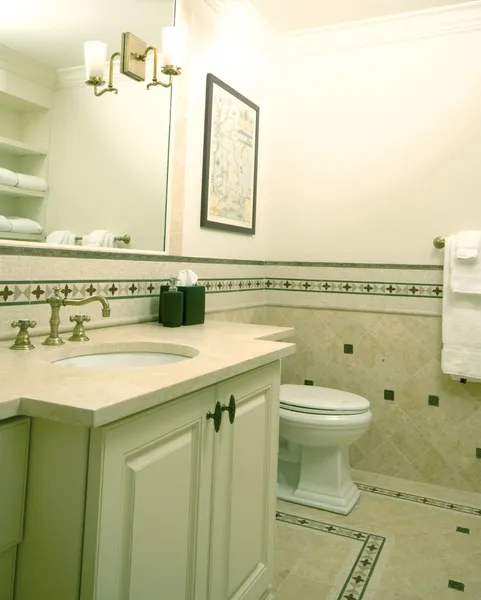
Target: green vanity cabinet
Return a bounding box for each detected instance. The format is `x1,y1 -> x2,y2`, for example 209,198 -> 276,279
13,361 -> 280,600
0,418 -> 30,600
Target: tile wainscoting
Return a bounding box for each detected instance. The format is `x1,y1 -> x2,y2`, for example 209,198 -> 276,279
3,250 -> 479,495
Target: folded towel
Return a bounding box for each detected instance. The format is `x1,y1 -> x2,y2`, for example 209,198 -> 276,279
7,217 -> 43,234
0,215 -> 13,232
82,230 -> 114,248
442,236 -> 481,379
15,173 -> 47,192
450,231 -> 481,294
0,168 -> 18,187
455,230 -> 481,260
46,230 -> 77,245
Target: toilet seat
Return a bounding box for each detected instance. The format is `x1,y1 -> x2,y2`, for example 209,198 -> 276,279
280,384 -> 370,416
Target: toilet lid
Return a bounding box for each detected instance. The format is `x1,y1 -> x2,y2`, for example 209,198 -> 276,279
280,384 -> 370,415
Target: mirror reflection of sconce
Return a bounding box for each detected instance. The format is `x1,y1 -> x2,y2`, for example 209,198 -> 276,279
84,27 -> 184,97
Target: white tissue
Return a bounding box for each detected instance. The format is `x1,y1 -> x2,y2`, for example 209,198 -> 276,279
177,269 -> 198,286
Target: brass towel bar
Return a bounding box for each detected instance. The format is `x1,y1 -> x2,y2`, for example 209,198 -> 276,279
74,234 -> 131,244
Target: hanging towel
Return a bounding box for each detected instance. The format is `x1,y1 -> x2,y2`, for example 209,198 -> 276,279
46,230 -> 77,245
442,236 -> 481,380
0,168 -> 18,187
7,217 -> 43,234
0,215 -> 13,232
82,230 -> 114,248
15,173 -> 47,192
455,230 -> 481,260
450,230 -> 481,294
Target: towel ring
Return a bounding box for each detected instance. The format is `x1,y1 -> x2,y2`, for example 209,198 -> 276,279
433,237 -> 445,249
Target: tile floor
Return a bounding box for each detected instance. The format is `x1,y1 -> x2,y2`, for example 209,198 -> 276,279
273,473 -> 481,600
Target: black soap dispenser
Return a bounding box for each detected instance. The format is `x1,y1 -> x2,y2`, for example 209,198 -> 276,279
162,277 -> 183,328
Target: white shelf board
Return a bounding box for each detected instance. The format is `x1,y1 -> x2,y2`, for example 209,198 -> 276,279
0,136 -> 47,157
0,231 -> 44,242
0,184 -> 45,200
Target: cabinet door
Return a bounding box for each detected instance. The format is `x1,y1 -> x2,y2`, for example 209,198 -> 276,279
81,388 -> 217,600
211,362 -> 280,600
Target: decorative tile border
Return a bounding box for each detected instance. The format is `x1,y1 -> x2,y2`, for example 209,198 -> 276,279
0,278 -> 265,307
276,511 -> 385,600
357,483 -> 481,517
265,278 -> 443,299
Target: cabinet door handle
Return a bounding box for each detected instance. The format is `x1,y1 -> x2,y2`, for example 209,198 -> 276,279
207,401 -> 222,433
222,394 -> 236,424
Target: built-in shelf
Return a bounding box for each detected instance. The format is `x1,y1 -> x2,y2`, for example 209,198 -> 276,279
0,231 -> 43,242
0,136 -> 47,157
0,184 -> 45,200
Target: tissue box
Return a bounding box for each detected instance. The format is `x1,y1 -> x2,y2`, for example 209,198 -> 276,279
159,285 -> 205,326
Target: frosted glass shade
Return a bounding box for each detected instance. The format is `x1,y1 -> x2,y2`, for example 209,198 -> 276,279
84,41 -> 107,80
161,27 -> 184,67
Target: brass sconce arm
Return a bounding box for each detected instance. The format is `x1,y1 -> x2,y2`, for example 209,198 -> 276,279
86,51 -> 120,96
138,46 -> 181,90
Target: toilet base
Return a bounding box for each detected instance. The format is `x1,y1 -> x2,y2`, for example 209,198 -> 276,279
277,444 -> 361,515
277,479 -> 360,515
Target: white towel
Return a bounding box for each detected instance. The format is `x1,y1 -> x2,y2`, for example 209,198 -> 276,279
7,217 -> 43,234
15,173 -> 47,192
82,230 -> 114,248
442,236 -> 481,380
0,215 -> 13,232
46,230 -> 77,245
0,168 -> 18,187
450,231 -> 481,294
455,230 -> 481,260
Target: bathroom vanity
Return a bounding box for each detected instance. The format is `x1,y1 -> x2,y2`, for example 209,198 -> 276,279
0,321 -> 295,600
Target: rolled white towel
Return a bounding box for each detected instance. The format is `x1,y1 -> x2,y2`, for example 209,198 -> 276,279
15,173 -> 47,192
7,217 -> 43,234
82,230 -> 113,248
0,215 -> 13,232
46,230 -> 77,245
455,231 -> 481,260
0,168 -> 18,187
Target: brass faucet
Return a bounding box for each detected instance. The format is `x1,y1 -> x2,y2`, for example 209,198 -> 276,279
42,286 -> 111,346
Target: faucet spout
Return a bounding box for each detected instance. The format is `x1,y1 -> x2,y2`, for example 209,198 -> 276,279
63,295 -> 111,317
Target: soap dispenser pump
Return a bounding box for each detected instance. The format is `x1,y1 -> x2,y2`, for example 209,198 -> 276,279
161,277 -> 183,328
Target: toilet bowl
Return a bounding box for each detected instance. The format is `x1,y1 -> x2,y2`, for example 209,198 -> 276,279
277,384 -> 372,515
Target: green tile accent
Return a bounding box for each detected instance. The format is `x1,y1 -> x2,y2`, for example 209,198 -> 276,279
344,344 -> 354,354
304,380 -> 314,386
448,580 -> 465,592
384,390 -> 395,401
456,526 -> 470,534
428,395 -> 439,407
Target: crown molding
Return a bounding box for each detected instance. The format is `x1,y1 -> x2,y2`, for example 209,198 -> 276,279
277,1 -> 481,54
202,0 -> 275,39
0,44 -> 56,89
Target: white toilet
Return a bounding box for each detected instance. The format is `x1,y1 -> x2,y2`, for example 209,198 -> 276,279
277,384 -> 372,515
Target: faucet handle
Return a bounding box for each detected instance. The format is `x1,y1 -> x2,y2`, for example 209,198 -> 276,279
68,314 -> 91,342
10,319 -> 37,350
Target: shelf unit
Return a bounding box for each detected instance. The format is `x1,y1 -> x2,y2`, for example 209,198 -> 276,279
0,184 -> 45,200
0,231 -> 44,242
0,136 -> 47,157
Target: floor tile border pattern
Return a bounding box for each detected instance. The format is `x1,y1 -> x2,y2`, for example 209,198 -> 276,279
276,511 -> 385,600
357,483 -> 481,517
0,277 -> 443,307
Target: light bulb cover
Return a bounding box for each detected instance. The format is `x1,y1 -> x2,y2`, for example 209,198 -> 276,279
84,41 -> 107,81
161,26 -> 184,67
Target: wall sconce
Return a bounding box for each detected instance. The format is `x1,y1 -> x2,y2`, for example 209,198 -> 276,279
84,26 -> 184,97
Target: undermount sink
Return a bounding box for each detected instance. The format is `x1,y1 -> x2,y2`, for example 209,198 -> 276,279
52,344 -> 197,369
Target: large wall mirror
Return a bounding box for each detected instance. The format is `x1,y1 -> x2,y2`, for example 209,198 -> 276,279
0,0 -> 175,253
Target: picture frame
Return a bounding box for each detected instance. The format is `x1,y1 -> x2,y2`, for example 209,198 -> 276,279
200,73 -> 260,235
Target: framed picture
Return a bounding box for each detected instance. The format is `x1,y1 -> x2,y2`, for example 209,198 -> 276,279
200,73 -> 260,235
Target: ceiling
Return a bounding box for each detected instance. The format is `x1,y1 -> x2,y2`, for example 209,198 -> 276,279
0,0 -> 174,70
249,0 -> 473,33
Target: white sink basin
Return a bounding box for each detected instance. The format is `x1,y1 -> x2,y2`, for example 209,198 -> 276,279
54,351 -> 192,369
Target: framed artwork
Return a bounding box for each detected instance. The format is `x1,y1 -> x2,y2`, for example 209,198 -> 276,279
200,73 -> 260,235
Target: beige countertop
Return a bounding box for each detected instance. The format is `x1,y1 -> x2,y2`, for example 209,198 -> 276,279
0,321 -> 295,427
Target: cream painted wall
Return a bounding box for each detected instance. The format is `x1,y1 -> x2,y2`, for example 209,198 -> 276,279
179,0 -> 275,259
264,8 -> 481,264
